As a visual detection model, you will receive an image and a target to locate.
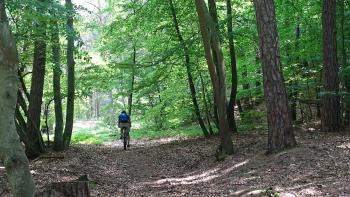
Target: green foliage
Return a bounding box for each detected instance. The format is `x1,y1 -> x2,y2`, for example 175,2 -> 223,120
9,0 -> 350,145
72,125 -> 117,145
131,125 -> 211,140
260,187 -> 280,197
238,110 -> 267,133
71,123 -> 210,145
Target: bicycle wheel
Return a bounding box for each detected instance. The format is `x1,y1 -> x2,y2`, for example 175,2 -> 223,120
123,128 -> 127,150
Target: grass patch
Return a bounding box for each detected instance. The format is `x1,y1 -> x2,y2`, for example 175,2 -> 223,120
131,125 -> 210,140
237,110 -> 268,133
71,124 -> 118,145
71,122 -> 210,144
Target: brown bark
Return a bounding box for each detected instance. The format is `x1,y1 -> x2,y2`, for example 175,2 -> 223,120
226,0 -> 238,133
0,0 -> 36,195
321,0 -> 340,132
253,0 -> 297,153
128,46 -> 136,116
199,70 -> 215,135
51,20 -> 64,151
63,0 -> 76,148
340,0 -> 350,125
26,0 -> 47,158
291,23 -> 301,121
195,0 -> 233,154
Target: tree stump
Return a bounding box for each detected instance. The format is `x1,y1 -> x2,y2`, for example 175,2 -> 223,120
37,176 -> 90,197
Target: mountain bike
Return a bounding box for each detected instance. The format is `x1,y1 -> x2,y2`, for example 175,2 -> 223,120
119,122 -> 130,150
121,126 -> 130,150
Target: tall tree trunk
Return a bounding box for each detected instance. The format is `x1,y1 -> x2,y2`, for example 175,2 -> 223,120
340,0 -> 350,125
63,0 -> 76,148
242,64 -> 251,109
170,0 -> 210,137
26,0 -> 47,158
128,46 -> 136,116
226,0 -> 238,133
96,92 -> 100,119
253,0 -> 297,153
321,0 -> 340,132
208,0 -> 220,129
199,70 -> 215,135
109,91 -> 115,126
51,20 -> 64,151
0,1 -> 36,194
195,0 -> 233,155
291,23 -> 301,121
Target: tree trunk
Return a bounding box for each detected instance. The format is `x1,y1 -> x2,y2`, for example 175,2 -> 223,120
321,0 -> 340,132
226,0 -> 238,133
195,0 -> 233,155
95,92 -> 100,119
51,20 -> 64,151
340,0 -> 350,125
26,0 -> 47,158
109,91 -> 115,126
199,70 -> 214,135
208,0 -> 220,129
63,0 -> 76,148
170,0 -> 210,137
291,23 -> 301,121
242,64 -> 251,109
0,1 -> 36,195
19,70 -> 30,101
253,0 -> 297,153
44,99 -> 54,146
128,46 -> 136,116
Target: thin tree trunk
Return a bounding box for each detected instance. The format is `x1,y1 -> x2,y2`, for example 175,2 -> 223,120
237,99 -> 243,113
253,0 -> 297,153
340,0 -> 350,125
226,0 -> 238,133
128,46 -> 136,116
242,64 -> 251,109
291,23 -> 301,121
321,0 -> 340,132
96,92 -> 100,118
17,89 -> 28,116
170,0 -> 210,137
51,20 -> 64,151
195,0 -> 233,154
0,1 -> 36,194
63,0 -> 76,148
44,99 -> 54,146
208,0 -> 220,129
109,91 -> 115,126
18,69 -> 30,102
26,0 -> 47,158
199,70 -> 215,135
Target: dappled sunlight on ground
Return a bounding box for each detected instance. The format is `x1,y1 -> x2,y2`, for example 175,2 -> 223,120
1,130 -> 350,196
337,142 -> 350,150
141,159 -> 249,186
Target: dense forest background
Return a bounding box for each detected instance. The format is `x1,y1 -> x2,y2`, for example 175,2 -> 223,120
1,0 -> 350,196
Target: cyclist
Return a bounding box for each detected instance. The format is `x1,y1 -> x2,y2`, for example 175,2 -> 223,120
118,111 -> 131,147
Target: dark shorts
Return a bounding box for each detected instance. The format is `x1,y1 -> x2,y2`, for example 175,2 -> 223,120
118,122 -> 131,129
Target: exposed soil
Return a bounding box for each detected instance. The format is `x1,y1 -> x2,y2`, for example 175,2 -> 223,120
1,128 -> 350,196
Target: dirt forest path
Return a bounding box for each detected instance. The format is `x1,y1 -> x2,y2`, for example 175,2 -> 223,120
1,129 -> 350,196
